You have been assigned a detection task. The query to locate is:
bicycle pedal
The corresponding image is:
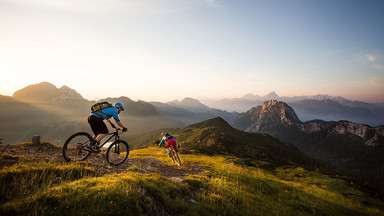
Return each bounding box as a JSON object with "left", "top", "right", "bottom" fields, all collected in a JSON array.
[{"left": 89, "top": 145, "right": 100, "bottom": 153}]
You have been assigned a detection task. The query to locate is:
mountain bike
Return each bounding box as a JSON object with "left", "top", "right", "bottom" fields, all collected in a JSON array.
[
  {"left": 62, "top": 128, "right": 129, "bottom": 165},
  {"left": 166, "top": 146, "right": 181, "bottom": 166}
]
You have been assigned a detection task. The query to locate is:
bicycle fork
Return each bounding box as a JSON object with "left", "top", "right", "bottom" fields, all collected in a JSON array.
[{"left": 114, "top": 134, "right": 120, "bottom": 154}]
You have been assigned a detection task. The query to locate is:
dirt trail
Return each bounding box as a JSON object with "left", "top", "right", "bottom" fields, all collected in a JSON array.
[{"left": 0, "top": 143, "right": 205, "bottom": 180}]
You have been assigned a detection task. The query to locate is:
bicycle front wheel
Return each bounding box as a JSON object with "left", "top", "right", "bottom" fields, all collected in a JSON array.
[
  {"left": 63, "top": 132, "right": 93, "bottom": 162},
  {"left": 106, "top": 140, "right": 129, "bottom": 165},
  {"left": 173, "top": 150, "right": 181, "bottom": 166}
]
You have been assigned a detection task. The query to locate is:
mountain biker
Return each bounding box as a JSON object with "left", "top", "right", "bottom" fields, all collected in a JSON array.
[
  {"left": 88, "top": 102, "right": 127, "bottom": 150},
  {"left": 158, "top": 132, "right": 177, "bottom": 156}
]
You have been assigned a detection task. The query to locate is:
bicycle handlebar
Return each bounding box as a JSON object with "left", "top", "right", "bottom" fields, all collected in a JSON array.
[
  {"left": 108, "top": 122, "right": 127, "bottom": 133},
  {"left": 115, "top": 128, "right": 128, "bottom": 133}
]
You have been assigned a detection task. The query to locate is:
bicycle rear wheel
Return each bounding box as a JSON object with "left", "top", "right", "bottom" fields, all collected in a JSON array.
[
  {"left": 106, "top": 140, "right": 129, "bottom": 165},
  {"left": 63, "top": 132, "right": 93, "bottom": 162}
]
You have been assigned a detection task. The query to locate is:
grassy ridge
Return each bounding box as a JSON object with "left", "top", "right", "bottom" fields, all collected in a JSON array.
[
  {"left": 128, "top": 117, "right": 335, "bottom": 173},
  {"left": 1, "top": 147, "right": 383, "bottom": 215},
  {"left": 0, "top": 160, "right": 96, "bottom": 204}
]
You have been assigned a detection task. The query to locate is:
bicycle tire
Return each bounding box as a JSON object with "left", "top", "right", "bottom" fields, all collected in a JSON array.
[
  {"left": 106, "top": 140, "right": 129, "bottom": 165},
  {"left": 167, "top": 148, "right": 176, "bottom": 164},
  {"left": 63, "top": 132, "right": 93, "bottom": 162},
  {"left": 173, "top": 150, "right": 181, "bottom": 166}
]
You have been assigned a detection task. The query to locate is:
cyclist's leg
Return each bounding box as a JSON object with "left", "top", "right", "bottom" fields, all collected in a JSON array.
[
  {"left": 166, "top": 139, "right": 177, "bottom": 152},
  {"left": 88, "top": 115, "right": 99, "bottom": 136},
  {"left": 95, "top": 134, "right": 107, "bottom": 144},
  {"left": 165, "top": 142, "right": 173, "bottom": 157},
  {"left": 88, "top": 115, "right": 108, "bottom": 145},
  {"left": 169, "top": 139, "right": 177, "bottom": 152}
]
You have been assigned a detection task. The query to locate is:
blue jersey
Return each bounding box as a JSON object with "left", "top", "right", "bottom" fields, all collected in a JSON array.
[
  {"left": 91, "top": 107, "right": 120, "bottom": 122},
  {"left": 158, "top": 134, "right": 176, "bottom": 147}
]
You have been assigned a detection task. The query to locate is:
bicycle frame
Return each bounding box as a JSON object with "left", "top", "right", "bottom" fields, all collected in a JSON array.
[
  {"left": 98, "top": 129, "right": 120, "bottom": 149},
  {"left": 63, "top": 128, "right": 129, "bottom": 165}
]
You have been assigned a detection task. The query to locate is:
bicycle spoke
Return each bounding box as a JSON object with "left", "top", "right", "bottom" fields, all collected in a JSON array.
[{"left": 63, "top": 132, "right": 92, "bottom": 162}]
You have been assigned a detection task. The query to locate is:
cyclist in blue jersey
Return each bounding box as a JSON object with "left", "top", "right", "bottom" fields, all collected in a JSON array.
[{"left": 88, "top": 102, "right": 127, "bottom": 150}]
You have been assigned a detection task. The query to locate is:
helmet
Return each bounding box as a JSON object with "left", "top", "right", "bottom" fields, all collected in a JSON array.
[
  {"left": 161, "top": 132, "right": 166, "bottom": 136},
  {"left": 115, "top": 102, "right": 124, "bottom": 111}
]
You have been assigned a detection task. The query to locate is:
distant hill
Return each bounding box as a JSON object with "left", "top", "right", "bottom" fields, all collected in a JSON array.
[
  {"left": 163, "top": 97, "right": 238, "bottom": 124},
  {"left": 233, "top": 100, "right": 384, "bottom": 195},
  {"left": 290, "top": 99, "right": 384, "bottom": 126},
  {"left": 167, "top": 97, "right": 211, "bottom": 113},
  {"left": 0, "top": 82, "right": 235, "bottom": 144},
  {"left": 129, "top": 117, "right": 327, "bottom": 169},
  {"left": 178, "top": 117, "right": 305, "bottom": 167},
  {"left": 13, "top": 82, "right": 85, "bottom": 102},
  {"left": 150, "top": 101, "right": 216, "bottom": 125},
  {"left": 202, "top": 91, "right": 309, "bottom": 112},
  {"left": 1, "top": 82, "right": 178, "bottom": 144},
  {"left": 101, "top": 97, "right": 160, "bottom": 117}
]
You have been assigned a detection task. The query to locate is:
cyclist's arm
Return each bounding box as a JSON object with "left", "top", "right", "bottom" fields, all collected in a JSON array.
[
  {"left": 158, "top": 137, "right": 165, "bottom": 147},
  {"left": 108, "top": 109, "right": 126, "bottom": 129},
  {"left": 117, "top": 121, "right": 125, "bottom": 128},
  {"left": 111, "top": 109, "right": 121, "bottom": 123}
]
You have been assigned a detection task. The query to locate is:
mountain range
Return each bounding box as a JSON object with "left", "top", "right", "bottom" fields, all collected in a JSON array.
[
  {"left": 0, "top": 82, "right": 237, "bottom": 144},
  {"left": 1, "top": 82, "right": 384, "bottom": 199},
  {"left": 233, "top": 100, "right": 384, "bottom": 196},
  {"left": 203, "top": 91, "right": 384, "bottom": 126},
  {"left": 1, "top": 82, "right": 383, "bottom": 144}
]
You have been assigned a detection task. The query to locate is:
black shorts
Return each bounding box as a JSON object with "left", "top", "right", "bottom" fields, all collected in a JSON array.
[{"left": 88, "top": 115, "right": 108, "bottom": 136}]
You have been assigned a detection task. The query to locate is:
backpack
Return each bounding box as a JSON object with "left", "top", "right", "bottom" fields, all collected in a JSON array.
[{"left": 91, "top": 101, "right": 113, "bottom": 113}]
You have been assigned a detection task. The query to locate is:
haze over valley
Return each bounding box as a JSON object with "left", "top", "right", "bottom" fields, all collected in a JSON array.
[{"left": 1, "top": 82, "right": 383, "bottom": 145}]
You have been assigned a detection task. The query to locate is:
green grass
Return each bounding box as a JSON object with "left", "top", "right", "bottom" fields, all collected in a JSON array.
[
  {"left": 0, "top": 160, "right": 96, "bottom": 204},
  {"left": 1, "top": 147, "right": 383, "bottom": 215}
]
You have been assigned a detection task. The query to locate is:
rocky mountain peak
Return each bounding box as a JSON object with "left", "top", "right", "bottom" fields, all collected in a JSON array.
[
  {"left": 235, "top": 100, "right": 383, "bottom": 147},
  {"left": 263, "top": 91, "right": 279, "bottom": 100},
  {"left": 261, "top": 100, "right": 281, "bottom": 111},
  {"left": 260, "top": 100, "right": 301, "bottom": 124},
  {"left": 233, "top": 100, "right": 301, "bottom": 133}
]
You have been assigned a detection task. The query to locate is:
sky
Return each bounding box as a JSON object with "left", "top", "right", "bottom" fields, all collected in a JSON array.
[{"left": 0, "top": 0, "right": 383, "bottom": 103}]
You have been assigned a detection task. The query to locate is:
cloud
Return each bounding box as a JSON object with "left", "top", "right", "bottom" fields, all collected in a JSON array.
[
  {"left": 356, "top": 53, "right": 384, "bottom": 70},
  {"left": 367, "top": 55, "right": 377, "bottom": 62}
]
